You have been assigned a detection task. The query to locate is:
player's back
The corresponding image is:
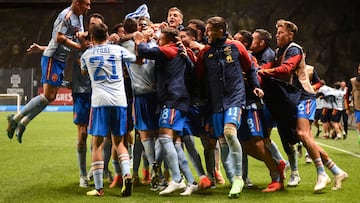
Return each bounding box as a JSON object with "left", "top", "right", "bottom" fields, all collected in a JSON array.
[{"left": 81, "top": 44, "right": 136, "bottom": 107}]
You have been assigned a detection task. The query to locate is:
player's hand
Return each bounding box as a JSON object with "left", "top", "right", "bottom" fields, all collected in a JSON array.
[
  {"left": 142, "top": 28, "right": 154, "bottom": 41},
  {"left": 158, "top": 22, "right": 169, "bottom": 29},
  {"left": 257, "top": 69, "right": 265, "bottom": 76},
  {"left": 135, "top": 57, "right": 145, "bottom": 65},
  {"left": 26, "top": 43, "right": 44, "bottom": 54},
  {"left": 133, "top": 31, "right": 145, "bottom": 45},
  {"left": 76, "top": 31, "right": 88, "bottom": 42},
  {"left": 176, "top": 37, "right": 187, "bottom": 57},
  {"left": 108, "top": 33, "right": 121, "bottom": 44},
  {"left": 189, "top": 41, "right": 205, "bottom": 52},
  {"left": 253, "top": 88, "right": 264, "bottom": 98}
]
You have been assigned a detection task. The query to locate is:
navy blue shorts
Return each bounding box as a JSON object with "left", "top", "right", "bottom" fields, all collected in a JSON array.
[{"left": 238, "top": 106, "right": 265, "bottom": 142}]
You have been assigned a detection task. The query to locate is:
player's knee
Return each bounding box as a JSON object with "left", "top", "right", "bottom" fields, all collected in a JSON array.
[
  {"left": 43, "top": 90, "right": 57, "bottom": 102},
  {"left": 158, "top": 134, "right": 172, "bottom": 144},
  {"left": 224, "top": 125, "right": 237, "bottom": 138},
  {"left": 296, "top": 129, "right": 308, "bottom": 141}
]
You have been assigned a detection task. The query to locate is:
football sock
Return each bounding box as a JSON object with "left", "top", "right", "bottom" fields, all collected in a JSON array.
[
  {"left": 132, "top": 138, "right": 143, "bottom": 175},
  {"left": 242, "top": 154, "right": 248, "bottom": 181},
  {"left": 183, "top": 135, "right": 206, "bottom": 176},
  {"left": 77, "top": 144, "right": 87, "bottom": 177},
  {"left": 159, "top": 134, "right": 181, "bottom": 182},
  {"left": 102, "top": 137, "right": 112, "bottom": 172},
  {"left": 175, "top": 141, "right": 195, "bottom": 183},
  {"left": 118, "top": 154, "right": 131, "bottom": 177},
  {"left": 219, "top": 138, "right": 234, "bottom": 183},
  {"left": 287, "top": 145, "right": 298, "bottom": 171},
  {"left": 14, "top": 94, "right": 49, "bottom": 122},
  {"left": 265, "top": 140, "right": 285, "bottom": 163},
  {"left": 112, "top": 159, "right": 121, "bottom": 175},
  {"left": 224, "top": 126, "right": 243, "bottom": 178},
  {"left": 270, "top": 171, "right": 281, "bottom": 182},
  {"left": 141, "top": 138, "right": 155, "bottom": 164},
  {"left": 142, "top": 153, "right": 149, "bottom": 168},
  {"left": 313, "top": 158, "right": 326, "bottom": 175},
  {"left": 91, "top": 161, "right": 104, "bottom": 190},
  {"left": 324, "top": 160, "right": 341, "bottom": 175},
  {"left": 201, "top": 137, "right": 215, "bottom": 179},
  {"left": 154, "top": 138, "right": 162, "bottom": 163}
]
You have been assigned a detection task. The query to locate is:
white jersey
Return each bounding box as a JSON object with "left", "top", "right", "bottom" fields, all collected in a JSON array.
[
  {"left": 80, "top": 43, "right": 136, "bottom": 107},
  {"left": 122, "top": 39, "right": 157, "bottom": 95},
  {"left": 329, "top": 88, "right": 346, "bottom": 111},
  {"left": 43, "top": 7, "right": 84, "bottom": 62},
  {"left": 315, "top": 96, "right": 324, "bottom": 109},
  {"left": 317, "top": 85, "right": 334, "bottom": 109}
]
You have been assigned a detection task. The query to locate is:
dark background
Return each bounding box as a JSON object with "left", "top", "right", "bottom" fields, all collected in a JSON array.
[{"left": 0, "top": 0, "right": 359, "bottom": 86}]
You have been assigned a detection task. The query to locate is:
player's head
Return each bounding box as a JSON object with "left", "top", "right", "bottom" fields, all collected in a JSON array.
[
  {"left": 87, "top": 13, "right": 104, "bottom": 29},
  {"left": 167, "top": 7, "right": 183, "bottom": 28},
  {"left": 205, "top": 16, "right": 227, "bottom": 44},
  {"left": 188, "top": 19, "right": 206, "bottom": 42},
  {"left": 250, "top": 28, "right": 272, "bottom": 53},
  {"left": 275, "top": 19, "right": 298, "bottom": 47},
  {"left": 158, "top": 27, "right": 179, "bottom": 46},
  {"left": 234, "top": 29, "right": 252, "bottom": 49},
  {"left": 89, "top": 22, "right": 108, "bottom": 43},
  {"left": 179, "top": 27, "right": 197, "bottom": 47},
  {"left": 111, "top": 23, "right": 125, "bottom": 38},
  {"left": 123, "top": 17, "right": 138, "bottom": 34},
  {"left": 72, "top": 0, "right": 91, "bottom": 16}
]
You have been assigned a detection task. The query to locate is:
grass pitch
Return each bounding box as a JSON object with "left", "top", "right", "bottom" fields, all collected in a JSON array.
[{"left": 1, "top": 112, "right": 359, "bottom": 203}]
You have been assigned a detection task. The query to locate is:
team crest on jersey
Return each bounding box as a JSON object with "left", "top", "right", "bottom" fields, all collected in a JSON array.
[
  {"left": 208, "top": 53, "right": 214, "bottom": 58},
  {"left": 51, "top": 73, "right": 59, "bottom": 82}
]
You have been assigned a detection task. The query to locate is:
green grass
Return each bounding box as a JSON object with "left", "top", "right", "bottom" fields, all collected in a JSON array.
[{"left": 1, "top": 112, "right": 359, "bottom": 203}]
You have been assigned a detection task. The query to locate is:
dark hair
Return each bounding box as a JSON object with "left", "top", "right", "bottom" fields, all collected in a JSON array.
[
  {"left": 111, "top": 23, "right": 123, "bottom": 34},
  {"left": 188, "top": 18, "right": 205, "bottom": 35},
  {"left": 87, "top": 13, "right": 104, "bottom": 25},
  {"left": 238, "top": 29, "right": 253, "bottom": 48},
  {"left": 123, "top": 17, "right": 138, "bottom": 34},
  {"left": 334, "top": 81, "right": 341, "bottom": 89},
  {"left": 254, "top": 28, "right": 272, "bottom": 47},
  {"left": 181, "top": 27, "right": 198, "bottom": 39},
  {"left": 161, "top": 27, "right": 179, "bottom": 43},
  {"left": 206, "top": 16, "right": 227, "bottom": 33},
  {"left": 89, "top": 22, "right": 108, "bottom": 42}
]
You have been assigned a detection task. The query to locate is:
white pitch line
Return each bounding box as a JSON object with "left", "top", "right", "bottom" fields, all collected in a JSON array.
[
  {"left": 316, "top": 141, "right": 360, "bottom": 158},
  {"left": 271, "top": 128, "right": 360, "bottom": 158}
]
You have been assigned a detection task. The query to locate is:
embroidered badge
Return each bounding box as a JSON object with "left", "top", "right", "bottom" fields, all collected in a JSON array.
[{"left": 52, "top": 74, "right": 58, "bottom": 82}]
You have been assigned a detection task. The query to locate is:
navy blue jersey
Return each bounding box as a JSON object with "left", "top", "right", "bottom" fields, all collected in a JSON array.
[
  {"left": 253, "top": 46, "right": 275, "bottom": 69},
  {"left": 137, "top": 42, "right": 192, "bottom": 113},
  {"left": 196, "top": 37, "right": 253, "bottom": 113},
  {"left": 243, "top": 53, "right": 261, "bottom": 105}
]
